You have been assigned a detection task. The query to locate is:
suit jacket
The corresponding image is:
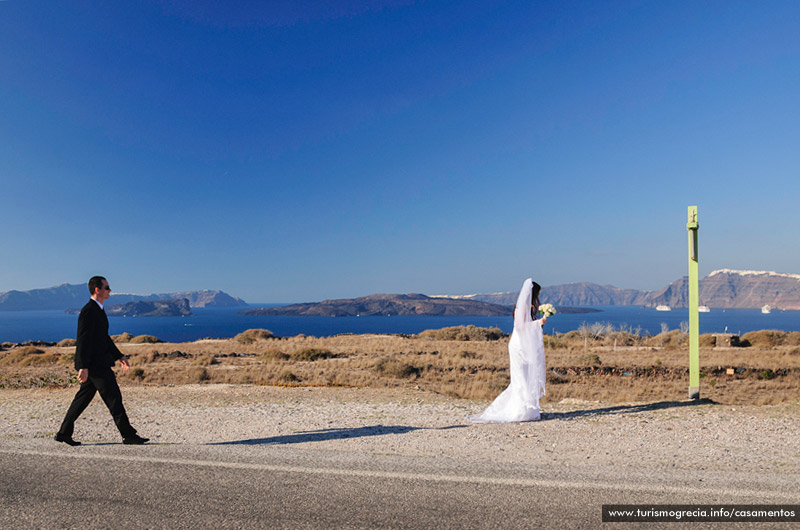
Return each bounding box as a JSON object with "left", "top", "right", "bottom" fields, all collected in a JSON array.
[{"left": 74, "top": 299, "right": 123, "bottom": 371}]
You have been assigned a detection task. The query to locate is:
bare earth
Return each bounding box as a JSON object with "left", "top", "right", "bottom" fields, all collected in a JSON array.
[
  {"left": 2, "top": 330, "right": 799, "bottom": 526},
  {"left": 1, "top": 384, "right": 798, "bottom": 494}
]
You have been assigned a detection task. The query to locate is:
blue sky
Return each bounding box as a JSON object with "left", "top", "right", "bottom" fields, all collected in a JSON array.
[{"left": 1, "top": 1, "right": 798, "bottom": 302}]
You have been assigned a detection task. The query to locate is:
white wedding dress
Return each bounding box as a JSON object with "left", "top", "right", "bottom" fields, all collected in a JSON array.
[{"left": 469, "top": 278, "right": 546, "bottom": 423}]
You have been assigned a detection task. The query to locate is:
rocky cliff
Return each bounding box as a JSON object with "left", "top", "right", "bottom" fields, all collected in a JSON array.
[
  {"left": 461, "top": 282, "right": 650, "bottom": 307},
  {"left": 458, "top": 270, "right": 800, "bottom": 310},
  {"left": 106, "top": 299, "right": 193, "bottom": 317},
  {"left": 0, "top": 283, "right": 89, "bottom": 311},
  {"left": 148, "top": 290, "right": 246, "bottom": 308},
  {"left": 542, "top": 283, "right": 650, "bottom": 306},
  {"left": 643, "top": 277, "right": 689, "bottom": 308},
  {"left": 646, "top": 270, "right": 800, "bottom": 309}
]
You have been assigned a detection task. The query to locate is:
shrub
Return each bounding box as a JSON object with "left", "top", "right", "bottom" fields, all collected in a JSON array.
[
  {"left": 186, "top": 367, "right": 209, "bottom": 383},
  {"left": 645, "top": 330, "right": 687, "bottom": 349},
  {"left": 741, "top": 330, "right": 786, "bottom": 348},
  {"left": 18, "top": 346, "right": 44, "bottom": 355},
  {"left": 664, "top": 330, "right": 688, "bottom": 349},
  {"left": 547, "top": 369, "right": 568, "bottom": 384},
  {"left": 161, "top": 350, "right": 188, "bottom": 359},
  {"left": 699, "top": 334, "right": 716, "bottom": 348},
  {"left": 577, "top": 322, "right": 613, "bottom": 341},
  {"left": 57, "top": 338, "right": 77, "bottom": 347},
  {"left": 193, "top": 354, "right": 218, "bottom": 366},
  {"left": 130, "top": 335, "right": 161, "bottom": 344},
  {"left": 372, "top": 358, "right": 419, "bottom": 378},
  {"left": 0, "top": 347, "right": 46, "bottom": 366},
  {"left": 259, "top": 349, "right": 290, "bottom": 362},
  {"left": 758, "top": 370, "right": 776, "bottom": 380},
  {"left": 19, "top": 353, "right": 59, "bottom": 366},
  {"left": 603, "top": 331, "right": 641, "bottom": 347},
  {"left": 112, "top": 332, "right": 134, "bottom": 343},
  {"left": 276, "top": 369, "right": 299, "bottom": 383},
  {"left": 140, "top": 351, "right": 159, "bottom": 363},
  {"left": 580, "top": 354, "right": 602, "bottom": 366},
  {"left": 129, "top": 367, "right": 145, "bottom": 380},
  {"left": 59, "top": 352, "right": 75, "bottom": 365},
  {"left": 487, "top": 374, "right": 509, "bottom": 394},
  {"left": 418, "top": 325, "right": 504, "bottom": 341},
  {"left": 617, "top": 323, "right": 643, "bottom": 336},
  {"left": 544, "top": 335, "right": 568, "bottom": 349},
  {"left": 235, "top": 329, "right": 275, "bottom": 344},
  {"left": 557, "top": 330, "right": 584, "bottom": 349},
  {"left": 290, "top": 348, "right": 335, "bottom": 361}
]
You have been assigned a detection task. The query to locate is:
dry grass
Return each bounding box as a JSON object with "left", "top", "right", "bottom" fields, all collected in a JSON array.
[
  {"left": 741, "top": 330, "right": 800, "bottom": 348},
  {"left": 129, "top": 335, "right": 162, "bottom": 344},
  {"left": 258, "top": 349, "right": 290, "bottom": 362},
  {"left": 0, "top": 346, "right": 59, "bottom": 367},
  {"left": 234, "top": 328, "right": 274, "bottom": 344},
  {"left": 111, "top": 333, "right": 162, "bottom": 344},
  {"left": 418, "top": 325, "right": 504, "bottom": 341},
  {"left": 1, "top": 326, "right": 799, "bottom": 404},
  {"left": 290, "top": 348, "right": 336, "bottom": 361},
  {"left": 373, "top": 357, "right": 419, "bottom": 378},
  {"left": 112, "top": 332, "right": 134, "bottom": 343}
]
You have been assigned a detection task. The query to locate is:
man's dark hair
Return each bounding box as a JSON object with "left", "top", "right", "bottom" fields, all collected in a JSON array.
[{"left": 88, "top": 276, "right": 107, "bottom": 295}]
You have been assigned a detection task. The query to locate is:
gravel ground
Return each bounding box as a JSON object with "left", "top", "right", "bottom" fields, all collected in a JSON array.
[{"left": 1, "top": 384, "right": 798, "bottom": 494}]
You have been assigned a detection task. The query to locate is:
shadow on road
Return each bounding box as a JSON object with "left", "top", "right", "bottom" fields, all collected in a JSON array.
[
  {"left": 542, "top": 398, "right": 716, "bottom": 421},
  {"left": 211, "top": 424, "right": 468, "bottom": 445},
  {"left": 204, "top": 401, "right": 714, "bottom": 444}
]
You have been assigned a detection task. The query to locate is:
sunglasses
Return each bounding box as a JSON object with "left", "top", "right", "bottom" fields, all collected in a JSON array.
[{"left": 102, "top": 286, "right": 111, "bottom": 291}]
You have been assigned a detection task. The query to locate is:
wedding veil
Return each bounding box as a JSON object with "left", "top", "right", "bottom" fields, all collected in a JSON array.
[
  {"left": 469, "top": 278, "right": 546, "bottom": 422},
  {"left": 512, "top": 278, "right": 546, "bottom": 402}
]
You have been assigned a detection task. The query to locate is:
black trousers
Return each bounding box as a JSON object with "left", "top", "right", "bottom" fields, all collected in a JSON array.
[{"left": 58, "top": 367, "right": 136, "bottom": 439}]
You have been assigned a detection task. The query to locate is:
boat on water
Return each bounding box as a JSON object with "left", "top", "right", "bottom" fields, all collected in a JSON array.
[
  {"left": 656, "top": 305, "right": 671, "bottom": 311},
  {"left": 698, "top": 305, "right": 710, "bottom": 312},
  {"left": 761, "top": 305, "right": 772, "bottom": 314}
]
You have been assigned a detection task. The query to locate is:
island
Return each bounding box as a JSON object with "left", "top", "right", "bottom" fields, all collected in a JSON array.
[
  {"left": 66, "top": 299, "right": 193, "bottom": 317},
  {"left": 240, "top": 293, "right": 601, "bottom": 317},
  {"left": 1, "top": 284, "right": 246, "bottom": 311},
  {"left": 241, "top": 294, "right": 511, "bottom": 317}
]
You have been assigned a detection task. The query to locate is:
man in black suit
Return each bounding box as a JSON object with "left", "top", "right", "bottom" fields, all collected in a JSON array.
[{"left": 55, "top": 276, "right": 148, "bottom": 446}]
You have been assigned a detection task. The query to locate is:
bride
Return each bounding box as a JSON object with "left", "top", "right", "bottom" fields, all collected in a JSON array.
[{"left": 469, "top": 278, "right": 547, "bottom": 423}]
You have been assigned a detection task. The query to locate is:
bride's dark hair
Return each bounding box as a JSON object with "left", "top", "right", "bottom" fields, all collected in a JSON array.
[{"left": 531, "top": 281, "right": 542, "bottom": 318}]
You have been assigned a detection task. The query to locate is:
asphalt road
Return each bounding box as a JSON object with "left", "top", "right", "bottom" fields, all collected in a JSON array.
[{"left": 1, "top": 443, "right": 796, "bottom": 529}]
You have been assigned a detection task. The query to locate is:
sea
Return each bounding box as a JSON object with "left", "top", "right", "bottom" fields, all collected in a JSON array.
[{"left": 1, "top": 305, "right": 798, "bottom": 344}]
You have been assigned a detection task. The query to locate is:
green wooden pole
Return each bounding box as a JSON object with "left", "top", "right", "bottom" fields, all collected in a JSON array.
[{"left": 687, "top": 206, "right": 700, "bottom": 399}]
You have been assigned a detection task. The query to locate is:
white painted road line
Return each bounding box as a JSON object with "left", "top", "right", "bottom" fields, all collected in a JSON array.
[{"left": 1, "top": 448, "right": 796, "bottom": 501}]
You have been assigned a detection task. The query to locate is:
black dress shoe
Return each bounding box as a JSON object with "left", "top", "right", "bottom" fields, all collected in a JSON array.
[
  {"left": 55, "top": 433, "right": 81, "bottom": 446},
  {"left": 122, "top": 435, "right": 149, "bottom": 445}
]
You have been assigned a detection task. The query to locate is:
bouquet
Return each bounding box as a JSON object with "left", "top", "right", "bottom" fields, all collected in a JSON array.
[{"left": 539, "top": 303, "right": 557, "bottom": 318}]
